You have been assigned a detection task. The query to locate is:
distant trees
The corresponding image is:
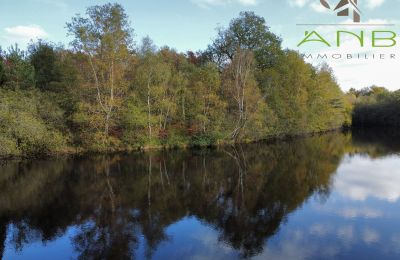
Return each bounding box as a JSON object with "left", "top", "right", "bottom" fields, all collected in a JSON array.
[
  {"left": 0, "top": 3, "right": 350, "bottom": 157},
  {"left": 352, "top": 87, "right": 400, "bottom": 127}
]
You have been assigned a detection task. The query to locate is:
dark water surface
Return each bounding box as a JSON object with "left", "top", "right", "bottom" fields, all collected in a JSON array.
[{"left": 1, "top": 129, "right": 400, "bottom": 260}]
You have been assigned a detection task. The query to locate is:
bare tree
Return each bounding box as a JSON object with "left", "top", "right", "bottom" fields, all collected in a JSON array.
[{"left": 224, "top": 49, "right": 256, "bottom": 140}]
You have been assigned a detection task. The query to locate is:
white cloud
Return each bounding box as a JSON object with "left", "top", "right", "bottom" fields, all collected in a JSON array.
[
  {"left": 339, "top": 207, "right": 383, "bottom": 219},
  {"left": 238, "top": 0, "right": 258, "bottom": 5},
  {"left": 192, "top": 0, "right": 228, "bottom": 7},
  {"left": 366, "top": 0, "right": 385, "bottom": 9},
  {"left": 5, "top": 25, "right": 48, "bottom": 39},
  {"left": 288, "top": 0, "right": 311, "bottom": 8},
  {"left": 310, "top": 224, "right": 331, "bottom": 236},
  {"left": 337, "top": 225, "right": 355, "bottom": 242},
  {"left": 310, "top": 2, "right": 329, "bottom": 13},
  {"left": 192, "top": 0, "right": 258, "bottom": 8},
  {"left": 363, "top": 228, "right": 380, "bottom": 244},
  {"left": 288, "top": 0, "right": 330, "bottom": 14},
  {"left": 1, "top": 24, "right": 48, "bottom": 47},
  {"left": 334, "top": 155, "right": 400, "bottom": 202}
]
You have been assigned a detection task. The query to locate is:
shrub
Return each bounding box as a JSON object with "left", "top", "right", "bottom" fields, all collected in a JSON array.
[
  {"left": 192, "top": 133, "right": 218, "bottom": 147},
  {"left": 0, "top": 89, "right": 67, "bottom": 156},
  {"left": 0, "top": 136, "right": 19, "bottom": 157}
]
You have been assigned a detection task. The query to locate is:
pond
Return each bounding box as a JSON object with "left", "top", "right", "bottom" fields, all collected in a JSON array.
[{"left": 1, "top": 129, "right": 400, "bottom": 260}]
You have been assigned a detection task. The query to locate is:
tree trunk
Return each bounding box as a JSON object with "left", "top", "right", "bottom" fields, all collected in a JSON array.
[
  {"left": 147, "top": 76, "right": 152, "bottom": 140},
  {"left": 105, "top": 113, "right": 110, "bottom": 136}
]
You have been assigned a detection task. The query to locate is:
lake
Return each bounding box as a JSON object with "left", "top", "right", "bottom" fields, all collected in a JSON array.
[{"left": 1, "top": 129, "right": 400, "bottom": 260}]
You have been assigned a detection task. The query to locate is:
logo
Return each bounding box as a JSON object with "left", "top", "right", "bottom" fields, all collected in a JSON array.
[
  {"left": 297, "top": 0, "right": 397, "bottom": 61},
  {"left": 320, "top": 0, "right": 361, "bottom": 23}
]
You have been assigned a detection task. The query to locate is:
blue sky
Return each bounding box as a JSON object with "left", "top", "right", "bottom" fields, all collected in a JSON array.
[{"left": 1, "top": 0, "right": 399, "bottom": 90}]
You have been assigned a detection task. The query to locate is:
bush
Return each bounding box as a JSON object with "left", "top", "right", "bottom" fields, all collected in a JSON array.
[
  {"left": 0, "top": 89, "right": 67, "bottom": 156},
  {"left": 191, "top": 133, "right": 218, "bottom": 147},
  {"left": 0, "top": 136, "right": 19, "bottom": 157}
]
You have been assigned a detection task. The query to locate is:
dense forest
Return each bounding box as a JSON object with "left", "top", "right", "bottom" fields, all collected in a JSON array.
[{"left": 0, "top": 3, "right": 351, "bottom": 158}]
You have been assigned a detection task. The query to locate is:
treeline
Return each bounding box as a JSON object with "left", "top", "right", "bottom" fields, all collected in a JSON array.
[
  {"left": 0, "top": 3, "right": 348, "bottom": 157},
  {"left": 351, "top": 86, "right": 400, "bottom": 127}
]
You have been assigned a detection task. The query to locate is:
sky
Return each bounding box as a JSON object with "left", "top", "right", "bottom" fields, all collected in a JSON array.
[{"left": 0, "top": 0, "right": 399, "bottom": 91}]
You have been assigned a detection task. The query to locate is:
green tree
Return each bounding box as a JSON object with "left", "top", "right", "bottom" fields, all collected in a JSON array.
[
  {"left": 2, "top": 45, "right": 35, "bottom": 90},
  {"left": 135, "top": 38, "right": 163, "bottom": 141},
  {"left": 29, "top": 41, "right": 60, "bottom": 91},
  {"left": 188, "top": 63, "right": 225, "bottom": 136},
  {"left": 207, "top": 11, "right": 282, "bottom": 69},
  {"left": 260, "top": 51, "right": 309, "bottom": 134},
  {"left": 67, "top": 3, "right": 133, "bottom": 142},
  {"left": 259, "top": 51, "right": 345, "bottom": 135},
  {"left": 0, "top": 51, "right": 6, "bottom": 86},
  {"left": 132, "top": 46, "right": 171, "bottom": 143},
  {"left": 223, "top": 49, "right": 268, "bottom": 140},
  {"left": 352, "top": 87, "right": 400, "bottom": 127},
  {"left": 311, "top": 64, "right": 345, "bottom": 130}
]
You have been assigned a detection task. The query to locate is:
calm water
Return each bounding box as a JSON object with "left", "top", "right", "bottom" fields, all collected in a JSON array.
[{"left": 1, "top": 129, "right": 400, "bottom": 260}]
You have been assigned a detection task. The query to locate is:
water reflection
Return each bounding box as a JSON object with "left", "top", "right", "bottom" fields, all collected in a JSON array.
[{"left": 0, "top": 129, "right": 400, "bottom": 259}]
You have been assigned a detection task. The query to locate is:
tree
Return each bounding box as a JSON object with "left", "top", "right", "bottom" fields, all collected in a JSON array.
[
  {"left": 153, "top": 48, "right": 181, "bottom": 135},
  {"left": 189, "top": 63, "right": 225, "bottom": 134},
  {"left": 1, "top": 45, "right": 35, "bottom": 90},
  {"left": 311, "top": 64, "right": 345, "bottom": 130},
  {"left": 0, "top": 51, "right": 6, "bottom": 86},
  {"left": 223, "top": 49, "right": 265, "bottom": 140},
  {"left": 67, "top": 3, "right": 133, "bottom": 140},
  {"left": 135, "top": 37, "right": 159, "bottom": 141},
  {"left": 258, "top": 51, "right": 346, "bottom": 135},
  {"left": 207, "top": 12, "right": 282, "bottom": 69},
  {"left": 133, "top": 45, "right": 170, "bottom": 142},
  {"left": 29, "top": 41, "right": 60, "bottom": 91},
  {"left": 352, "top": 87, "right": 400, "bottom": 127}
]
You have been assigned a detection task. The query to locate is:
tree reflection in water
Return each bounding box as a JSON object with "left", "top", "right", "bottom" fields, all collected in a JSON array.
[{"left": 1, "top": 130, "right": 396, "bottom": 259}]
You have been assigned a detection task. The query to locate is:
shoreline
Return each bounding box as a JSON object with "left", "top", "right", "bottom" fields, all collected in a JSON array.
[{"left": 0, "top": 127, "right": 345, "bottom": 161}]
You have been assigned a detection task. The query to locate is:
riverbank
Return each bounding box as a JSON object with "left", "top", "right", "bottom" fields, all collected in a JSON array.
[{"left": 0, "top": 127, "right": 345, "bottom": 160}]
